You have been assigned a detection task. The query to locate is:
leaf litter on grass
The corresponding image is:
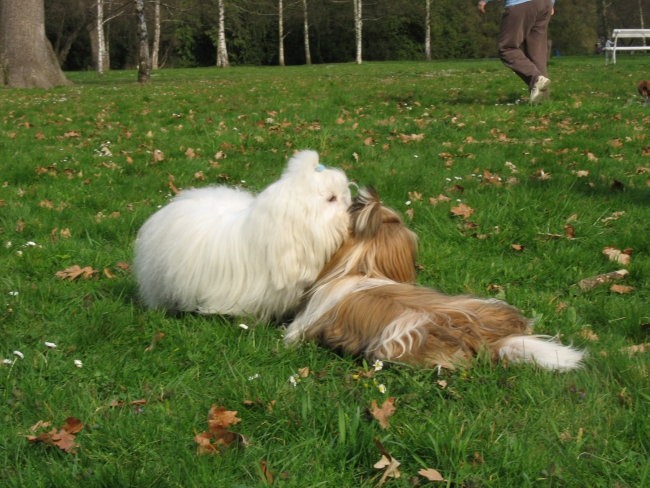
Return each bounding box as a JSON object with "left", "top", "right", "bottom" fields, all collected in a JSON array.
[
  {"left": 194, "top": 405, "right": 248, "bottom": 455},
  {"left": 26, "top": 417, "right": 83, "bottom": 454}
]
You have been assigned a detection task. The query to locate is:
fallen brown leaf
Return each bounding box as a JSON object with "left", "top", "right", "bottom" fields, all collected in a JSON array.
[
  {"left": 26, "top": 417, "right": 83, "bottom": 454},
  {"left": 370, "top": 397, "right": 396, "bottom": 430},
  {"left": 260, "top": 460, "right": 274, "bottom": 485},
  {"left": 195, "top": 405, "right": 247, "bottom": 455},
  {"left": 602, "top": 246, "right": 631, "bottom": 266},
  {"left": 55, "top": 265, "right": 98, "bottom": 281},
  {"left": 610, "top": 284, "right": 634, "bottom": 294},
  {"left": 144, "top": 331, "right": 166, "bottom": 352},
  {"left": 450, "top": 203, "right": 474, "bottom": 219},
  {"left": 564, "top": 224, "right": 576, "bottom": 239},
  {"left": 620, "top": 343, "right": 649, "bottom": 356},
  {"left": 373, "top": 438, "right": 401, "bottom": 486},
  {"left": 418, "top": 467, "right": 446, "bottom": 482}
]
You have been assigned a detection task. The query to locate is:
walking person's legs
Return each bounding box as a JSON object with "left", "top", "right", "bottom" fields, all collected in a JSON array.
[{"left": 497, "top": 0, "right": 552, "bottom": 102}]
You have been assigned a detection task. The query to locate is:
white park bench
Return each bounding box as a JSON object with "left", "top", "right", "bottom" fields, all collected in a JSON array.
[{"left": 604, "top": 29, "right": 650, "bottom": 64}]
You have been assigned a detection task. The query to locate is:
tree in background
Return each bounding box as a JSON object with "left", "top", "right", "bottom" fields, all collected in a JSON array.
[
  {"left": 353, "top": 0, "right": 363, "bottom": 64},
  {"left": 135, "top": 0, "right": 150, "bottom": 82},
  {"left": 216, "top": 0, "right": 230, "bottom": 67},
  {"left": 34, "top": 0, "right": 650, "bottom": 70},
  {"left": 278, "top": 0, "right": 285, "bottom": 66},
  {"left": 151, "top": 0, "right": 162, "bottom": 69},
  {"left": 302, "top": 0, "right": 312, "bottom": 64},
  {"left": 0, "top": 0, "right": 71, "bottom": 88}
]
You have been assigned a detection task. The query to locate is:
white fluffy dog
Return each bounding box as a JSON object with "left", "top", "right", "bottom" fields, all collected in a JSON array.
[{"left": 134, "top": 150, "right": 352, "bottom": 320}]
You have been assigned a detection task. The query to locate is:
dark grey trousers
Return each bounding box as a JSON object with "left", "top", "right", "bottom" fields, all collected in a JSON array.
[{"left": 498, "top": 0, "right": 553, "bottom": 89}]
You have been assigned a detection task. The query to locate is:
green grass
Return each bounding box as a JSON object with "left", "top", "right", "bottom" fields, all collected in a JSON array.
[{"left": 1, "top": 56, "right": 649, "bottom": 487}]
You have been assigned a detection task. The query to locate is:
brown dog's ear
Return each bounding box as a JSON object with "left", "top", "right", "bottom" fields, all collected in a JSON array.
[{"left": 350, "top": 186, "right": 383, "bottom": 239}]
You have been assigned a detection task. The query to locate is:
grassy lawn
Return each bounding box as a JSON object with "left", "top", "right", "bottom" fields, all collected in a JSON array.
[{"left": 1, "top": 56, "right": 648, "bottom": 487}]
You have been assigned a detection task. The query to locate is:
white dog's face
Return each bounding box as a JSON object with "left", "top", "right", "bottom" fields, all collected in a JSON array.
[{"left": 314, "top": 167, "right": 352, "bottom": 222}]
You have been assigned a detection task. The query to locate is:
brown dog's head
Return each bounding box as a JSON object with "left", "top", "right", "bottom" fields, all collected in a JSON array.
[
  {"left": 317, "top": 187, "right": 418, "bottom": 283},
  {"left": 638, "top": 80, "right": 650, "bottom": 98}
]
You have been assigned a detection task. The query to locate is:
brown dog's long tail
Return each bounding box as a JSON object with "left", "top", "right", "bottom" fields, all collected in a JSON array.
[{"left": 498, "top": 335, "right": 585, "bottom": 371}]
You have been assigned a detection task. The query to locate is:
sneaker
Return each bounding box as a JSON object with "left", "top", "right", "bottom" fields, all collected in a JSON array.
[{"left": 530, "top": 75, "right": 551, "bottom": 103}]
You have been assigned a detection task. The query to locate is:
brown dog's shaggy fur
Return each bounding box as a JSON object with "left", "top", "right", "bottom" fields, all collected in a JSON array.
[
  {"left": 639, "top": 80, "right": 650, "bottom": 105},
  {"left": 285, "top": 188, "right": 584, "bottom": 371}
]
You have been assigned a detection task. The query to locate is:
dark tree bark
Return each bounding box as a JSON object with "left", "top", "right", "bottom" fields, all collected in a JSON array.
[{"left": 0, "top": 0, "right": 71, "bottom": 88}]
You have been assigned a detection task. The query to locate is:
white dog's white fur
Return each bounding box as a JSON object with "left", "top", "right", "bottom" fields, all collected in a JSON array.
[{"left": 134, "top": 150, "right": 352, "bottom": 320}]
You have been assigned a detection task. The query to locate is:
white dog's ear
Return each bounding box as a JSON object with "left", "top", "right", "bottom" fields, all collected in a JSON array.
[{"left": 285, "top": 150, "right": 321, "bottom": 175}]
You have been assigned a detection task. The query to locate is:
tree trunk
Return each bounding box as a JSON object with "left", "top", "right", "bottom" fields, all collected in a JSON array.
[
  {"left": 151, "top": 0, "right": 161, "bottom": 69},
  {"left": 278, "top": 0, "right": 285, "bottom": 66},
  {"left": 135, "top": 0, "right": 150, "bottom": 83},
  {"left": 424, "top": 0, "right": 431, "bottom": 61},
  {"left": 600, "top": 0, "right": 610, "bottom": 39},
  {"left": 640, "top": 0, "right": 646, "bottom": 45},
  {"left": 353, "top": 0, "right": 362, "bottom": 64},
  {"left": 0, "top": 0, "right": 71, "bottom": 88},
  {"left": 216, "top": 0, "right": 229, "bottom": 67},
  {"left": 96, "top": 0, "right": 108, "bottom": 74},
  {"left": 302, "top": 0, "right": 311, "bottom": 65}
]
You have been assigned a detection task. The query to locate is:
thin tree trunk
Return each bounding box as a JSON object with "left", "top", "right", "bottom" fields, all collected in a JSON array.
[
  {"left": 96, "top": 0, "right": 107, "bottom": 74},
  {"left": 216, "top": 0, "right": 229, "bottom": 67},
  {"left": 353, "top": 0, "right": 362, "bottom": 64},
  {"left": 601, "top": 0, "right": 610, "bottom": 39},
  {"left": 135, "top": 0, "right": 150, "bottom": 83},
  {"left": 639, "top": 0, "right": 646, "bottom": 45},
  {"left": 278, "top": 0, "right": 285, "bottom": 66},
  {"left": 424, "top": 0, "right": 431, "bottom": 61},
  {"left": 302, "top": 0, "right": 311, "bottom": 64},
  {"left": 151, "top": 0, "right": 160, "bottom": 69}
]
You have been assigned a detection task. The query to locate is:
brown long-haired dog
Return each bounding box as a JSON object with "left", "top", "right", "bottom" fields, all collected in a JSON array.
[
  {"left": 638, "top": 80, "right": 650, "bottom": 105},
  {"left": 285, "top": 187, "right": 584, "bottom": 371}
]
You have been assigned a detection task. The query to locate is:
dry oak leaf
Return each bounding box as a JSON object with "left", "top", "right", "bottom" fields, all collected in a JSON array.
[
  {"left": 26, "top": 417, "right": 83, "bottom": 454},
  {"left": 450, "top": 203, "right": 474, "bottom": 219},
  {"left": 602, "top": 246, "right": 631, "bottom": 266},
  {"left": 418, "top": 467, "right": 447, "bottom": 482},
  {"left": 398, "top": 133, "right": 424, "bottom": 143},
  {"left": 429, "top": 194, "right": 451, "bottom": 206},
  {"left": 55, "top": 265, "right": 98, "bottom": 281},
  {"left": 610, "top": 284, "right": 634, "bottom": 294},
  {"left": 370, "top": 397, "right": 396, "bottom": 430},
  {"left": 620, "top": 343, "right": 649, "bottom": 356},
  {"left": 195, "top": 405, "right": 246, "bottom": 455},
  {"left": 373, "top": 438, "right": 401, "bottom": 486}
]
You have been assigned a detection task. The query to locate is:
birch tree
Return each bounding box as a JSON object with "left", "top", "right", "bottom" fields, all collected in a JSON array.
[
  {"left": 0, "top": 0, "right": 71, "bottom": 88},
  {"left": 216, "top": 0, "right": 229, "bottom": 67},
  {"left": 353, "top": 0, "right": 362, "bottom": 64},
  {"left": 135, "top": 0, "right": 150, "bottom": 82},
  {"left": 302, "top": 0, "right": 311, "bottom": 64},
  {"left": 151, "top": 0, "right": 161, "bottom": 69},
  {"left": 278, "top": 0, "right": 285, "bottom": 66},
  {"left": 424, "top": 0, "right": 431, "bottom": 61},
  {"left": 95, "top": 0, "right": 108, "bottom": 74}
]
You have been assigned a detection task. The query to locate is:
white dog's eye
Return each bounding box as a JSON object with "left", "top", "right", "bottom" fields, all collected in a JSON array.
[{"left": 328, "top": 195, "right": 337, "bottom": 202}]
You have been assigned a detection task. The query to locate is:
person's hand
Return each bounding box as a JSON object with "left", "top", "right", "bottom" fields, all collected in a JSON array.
[{"left": 478, "top": 1, "right": 487, "bottom": 14}]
